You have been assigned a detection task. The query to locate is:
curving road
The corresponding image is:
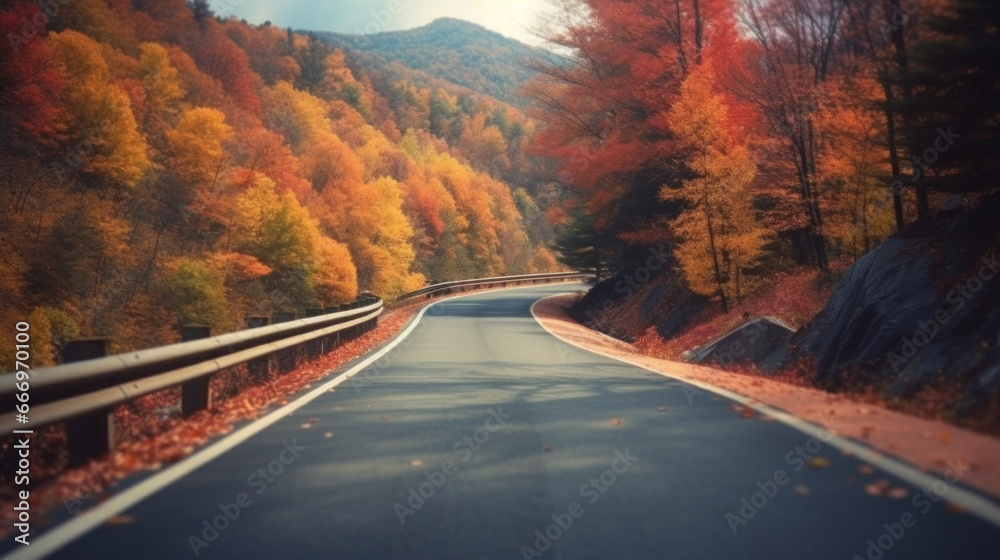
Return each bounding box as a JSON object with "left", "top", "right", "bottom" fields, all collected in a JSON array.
[{"left": 13, "top": 285, "right": 1000, "bottom": 559}]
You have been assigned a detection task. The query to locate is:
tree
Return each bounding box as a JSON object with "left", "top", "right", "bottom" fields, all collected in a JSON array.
[
  {"left": 736, "top": 0, "right": 848, "bottom": 270},
  {"left": 136, "top": 42, "right": 185, "bottom": 138},
  {"left": 893, "top": 0, "right": 999, "bottom": 197},
  {"left": 661, "top": 66, "right": 768, "bottom": 310},
  {"left": 49, "top": 30, "right": 150, "bottom": 188},
  {"left": 231, "top": 175, "right": 323, "bottom": 306},
  {"left": 166, "top": 107, "right": 232, "bottom": 188},
  {"left": 0, "top": 2, "right": 66, "bottom": 145}
]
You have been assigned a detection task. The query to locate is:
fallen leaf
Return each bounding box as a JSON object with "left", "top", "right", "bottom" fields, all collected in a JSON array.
[
  {"left": 379, "top": 415, "right": 389, "bottom": 420},
  {"left": 886, "top": 487, "right": 910, "bottom": 499},
  {"left": 793, "top": 485, "right": 810, "bottom": 495},
  {"left": 324, "top": 432, "right": 334, "bottom": 438},
  {"left": 307, "top": 417, "right": 319, "bottom": 424},
  {"left": 864, "top": 483, "right": 884, "bottom": 496},
  {"left": 105, "top": 514, "right": 134, "bottom": 525},
  {"left": 945, "top": 502, "right": 966, "bottom": 514},
  {"left": 611, "top": 418, "right": 622, "bottom": 426},
  {"left": 858, "top": 465, "right": 875, "bottom": 475},
  {"left": 544, "top": 444, "right": 553, "bottom": 452},
  {"left": 299, "top": 423, "right": 312, "bottom": 429},
  {"left": 410, "top": 459, "right": 423, "bottom": 467},
  {"left": 656, "top": 406, "right": 668, "bottom": 412},
  {"left": 807, "top": 457, "right": 830, "bottom": 469}
]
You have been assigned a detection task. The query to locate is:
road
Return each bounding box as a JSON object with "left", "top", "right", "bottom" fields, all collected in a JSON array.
[{"left": 17, "top": 285, "right": 1000, "bottom": 559}]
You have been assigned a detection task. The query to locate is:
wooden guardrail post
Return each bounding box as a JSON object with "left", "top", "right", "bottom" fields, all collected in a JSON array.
[
  {"left": 62, "top": 339, "right": 113, "bottom": 467},
  {"left": 304, "top": 308, "right": 324, "bottom": 357},
  {"left": 247, "top": 316, "right": 270, "bottom": 328},
  {"left": 247, "top": 317, "right": 271, "bottom": 381},
  {"left": 273, "top": 312, "right": 296, "bottom": 323},
  {"left": 180, "top": 326, "right": 213, "bottom": 418}
]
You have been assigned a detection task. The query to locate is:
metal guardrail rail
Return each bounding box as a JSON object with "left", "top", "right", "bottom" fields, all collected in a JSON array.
[
  {"left": 396, "top": 271, "right": 587, "bottom": 302},
  {"left": 1, "top": 295, "right": 382, "bottom": 465},
  {"left": 2, "top": 273, "right": 586, "bottom": 467}
]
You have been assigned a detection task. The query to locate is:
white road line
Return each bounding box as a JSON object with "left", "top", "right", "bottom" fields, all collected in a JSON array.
[
  {"left": 10, "top": 283, "right": 571, "bottom": 560},
  {"left": 529, "top": 294, "right": 1000, "bottom": 528}
]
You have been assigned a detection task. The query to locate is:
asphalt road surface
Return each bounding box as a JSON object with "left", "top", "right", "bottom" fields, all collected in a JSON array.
[{"left": 15, "top": 285, "right": 1000, "bottom": 559}]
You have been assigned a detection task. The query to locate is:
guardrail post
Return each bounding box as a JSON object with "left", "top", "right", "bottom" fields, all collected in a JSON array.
[
  {"left": 304, "top": 308, "right": 324, "bottom": 357},
  {"left": 273, "top": 312, "right": 296, "bottom": 323},
  {"left": 62, "top": 339, "right": 114, "bottom": 467},
  {"left": 180, "top": 326, "right": 213, "bottom": 418},
  {"left": 246, "top": 318, "right": 272, "bottom": 381}
]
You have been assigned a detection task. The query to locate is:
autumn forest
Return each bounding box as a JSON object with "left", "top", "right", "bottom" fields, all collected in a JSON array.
[{"left": 0, "top": 0, "right": 562, "bottom": 368}]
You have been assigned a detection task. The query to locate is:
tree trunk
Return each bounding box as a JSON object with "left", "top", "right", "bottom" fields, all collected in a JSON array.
[
  {"left": 880, "top": 81, "right": 906, "bottom": 230},
  {"left": 704, "top": 200, "right": 728, "bottom": 313}
]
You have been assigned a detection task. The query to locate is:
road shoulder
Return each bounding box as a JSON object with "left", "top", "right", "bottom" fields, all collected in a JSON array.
[{"left": 532, "top": 292, "right": 1000, "bottom": 503}]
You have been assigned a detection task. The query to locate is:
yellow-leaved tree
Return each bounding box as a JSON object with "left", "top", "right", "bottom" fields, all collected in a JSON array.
[
  {"left": 49, "top": 30, "right": 150, "bottom": 188},
  {"left": 660, "top": 66, "right": 769, "bottom": 311},
  {"left": 231, "top": 174, "right": 357, "bottom": 309},
  {"left": 166, "top": 107, "right": 232, "bottom": 188}
]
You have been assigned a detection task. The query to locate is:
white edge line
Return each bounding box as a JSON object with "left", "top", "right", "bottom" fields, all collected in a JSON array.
[
  {"left": 12, "top": 283, "right": 573, "bottom": 560},
  {"left": 529, "top": 294, "right": 1000, "bottom": 528}
]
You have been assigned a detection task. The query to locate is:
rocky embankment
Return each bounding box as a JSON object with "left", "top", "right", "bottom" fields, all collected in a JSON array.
[{"left": 783, "top": 196, "right": 1000, "bottom": 416}]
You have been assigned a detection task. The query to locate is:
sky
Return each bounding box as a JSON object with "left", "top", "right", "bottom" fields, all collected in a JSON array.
[{"left": 208, "top": 0, "right": 551, "bottom": 45}]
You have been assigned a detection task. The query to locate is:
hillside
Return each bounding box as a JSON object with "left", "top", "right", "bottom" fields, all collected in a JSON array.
[
  {"left": 316, "top": 18, "right": 543, "bottom": 106},
  {"left": 0, "top": 1, "right": 558, "bottom": 369}
]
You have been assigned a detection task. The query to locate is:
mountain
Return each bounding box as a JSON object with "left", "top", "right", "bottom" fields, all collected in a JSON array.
[{"left": 315, "top": 18, "right": 543, "bottom": 105}]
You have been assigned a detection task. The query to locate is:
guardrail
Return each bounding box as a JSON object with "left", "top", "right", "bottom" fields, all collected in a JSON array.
[
  {"left": 2, "top": 273, "right": 586, "bottom": 468},
  {"left": 0, "top": 294, "right": 382, "bottom": 466},
  {"left": 396, "top": 271, "right": 587, "bottom": 302}
]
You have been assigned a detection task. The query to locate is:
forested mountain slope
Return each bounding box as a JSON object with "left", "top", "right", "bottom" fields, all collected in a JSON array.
[{"left": 0, "top": 0, "right": 558, "bottom": 367}]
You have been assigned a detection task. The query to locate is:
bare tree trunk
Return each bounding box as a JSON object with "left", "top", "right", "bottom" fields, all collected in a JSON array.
[{"left": 703, "top": 196, "right": 729, "bottom": 313}]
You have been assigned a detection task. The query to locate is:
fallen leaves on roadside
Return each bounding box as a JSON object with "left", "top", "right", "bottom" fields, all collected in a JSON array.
[
  {"left": 858, "top": 465, "right": 875, "bottom": 475},
  {"left": 324, "top": 432, "right": 334, "bottom": 438},
  {"left": 945, "top": 502, "right": 966, "bottom": 514},
  {"left": 410, "top": 459, "right": 423, "bottom": 467},
  {"left": 730, "top": 404, "right": 756, "bottom": 418},
  {"left": 611, "top": 418, "right": 622, "bottom": 426},
  {"left": 793, "top": 485, "right": 810, "bottom": 495}
]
